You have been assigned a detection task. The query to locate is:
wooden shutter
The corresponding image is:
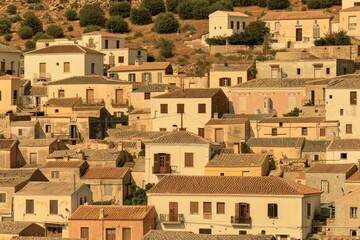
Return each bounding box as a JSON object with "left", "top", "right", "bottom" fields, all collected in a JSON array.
[
  {"left": 228, "top": 78, "right": 231, "bottom": 86},
  {"left": 346, "top": 124, "right": 352, "bottom": 134},
  {"left": 235, "top": 203, "right": 239, "bottom": 221},
  {"left": 203, "top": 202, "right": 212, "bottom": 219},
  {"left": 198, "top": 128, "right": 204, "bottom": 138},
  {"left": 185, "top": 153, "right": 193, "bottom": 167},
  {"left": 106, "top": 229, "right": 116, "bottom": 240},
  {"left": 320, "top": 128, "right": 326, "bottom": 137},
  {"left": 122, "top": 228, "right": 131, "bottom": 240},
  {"left": 154, "top": 154, "right": 159, "bottom": 173},
  {"left": 80, "top": 227, "right": 89, "bottom": 239},
  {"left": 50, "top": 200, "right": 58, "bottom": 214},
  {"left": 169, "top": 202, "right": 178, "bottom": 221},
  {"left": 219, "top": 78, "right": 224, "bottom": 86},
  {"left": 177, "top": 104, "right": 184, "bottom": 113},
  {"left": 26, "top": 199, "right": 34, "bottom": 214},
  {"left": 165, "top": 154, "right": 171, "bottom": 172},
  {"left": 217, "top": 202, "right": 225, "bottom": 214},
  {"left": 350, "top": 91, "right": 357, "bottom": 105},
  {"left": 142, "top": 73, "right": 145, "bottom": 82},
  {"left": 198, "top": 104, "right": 206, "bottom": 113},
  {"left": 190, "top": 202, "right": 198, "bottom": 214}
]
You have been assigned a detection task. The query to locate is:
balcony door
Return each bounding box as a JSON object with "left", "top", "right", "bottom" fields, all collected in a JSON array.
[
  {"left": 169, "top": 202, "right": 178, "bottom": 222},
  {"left": 0, "top": 61, "right": 5, "bottom": 72},
  {"left": 235, "top": 203, "right": 250, "bottom": 223},
  {"left": 296, "top": 28, "right": 302, "bottom": 41},
  {"left": 115, "top": 89, "right": 123, "bottom": 104},
  {"left": 86, "top": 89, "right": 94, "bottom": 103},
  {"left": 39, "top": 63, "right": 46, "bottom": 77},
  {"left": 153, "top": 153, "right": 171, "bottom": 174}
]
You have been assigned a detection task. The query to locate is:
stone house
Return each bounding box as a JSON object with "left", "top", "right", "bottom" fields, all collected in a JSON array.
[
  {"left": 326, "top": 139, "right": 360, "bottom": 164},
  {"left": 10, "top": 121, "right": 43, "bottom": 139},
  {"left": 301, "top": 139, "right": 331, "bottom": 164},
  {"left": 0, "top": 44, "right": 22, "bottom": 77},
  {"left": 0, "top": 139, "right": 20, "bottom": 169},
  {"left": 208, "top": 10, "right": 249, "bottom": 38},
  {"left": 41, "top": 160, "right": 89, "bottom": 183},
  {"left": 0, "top": 75, "right": 20, "bottom": 114},
  {"left": 0, "top": 222, "right": 45, "bottom": 239}
]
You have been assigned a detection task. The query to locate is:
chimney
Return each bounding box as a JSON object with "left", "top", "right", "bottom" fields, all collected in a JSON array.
[
  {"left": 234, "top": 142, "right": 240, "bottom": 154},
  {"left": 214, "top": 112, "right": 219, "bottom": 119},
  {"left": 99, "top": 208, "right": 104, "bottom": 220},
  {"left": 63, "top": 155, "right": 69, "bottom": 161},
  {"left": 172, "top": 124, "right": 178, "bottom": 132}
]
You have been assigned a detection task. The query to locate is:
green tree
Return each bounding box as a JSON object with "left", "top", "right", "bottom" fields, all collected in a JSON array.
[
  {"left": 46, "top": 24, "right": 64, "bottom": 38},
  {"left": 109, "top": 1, "right": 131, "bottom": 18},
  {"left": 130, "top": 7, "right": 152, "bottom": 25},
  {"left": 0, "top": 18, "right": 12, "bottom": 35},
  {"left": 205, "top": 36, "right": 227, "bottom": 45},
  {"left": 241, "top": 142, "right": 251, "bottom": 153},
  {"left": 141, "top": 0, "right": 166, "bottom": 15},
  {"left": 4, "top": 33, "right": 13, "bottom": 41},
  {"left": 314, "top": 30, "right": 351, "bottom": 46},
  {"left": 192, "top": 0, "right": 209, "bottom": 19},
  {"left": 124, "top": 183, "right": 154, "bottom": 205},
  {"left": 306, "top": 0, "right": 332, "bottom": 9},
  {"left": 166, "top": 0, "right": 179, "bottom": 12},
  {"left": 267, "top": 0, "right": 290, "bottom": 9},
  {"left": 22, "top": 11, "right": 43, "bottom": 33},
  {"left": 17, "top": 26, "right": 33, "bottom": 39},
  {"left": 67, "top": 25, "right": 74, "bottom": 31},
  {"left": 157, "top": 37, "right": 175, "bottom": 58},
  {"left": 152, "top": 12, "right": 179, "bottom": 34},
  {"left": 32, "top": 32, "right": 52, "bottom": 42},
  {"left": 6, "top": 4, "right": 17, "bottom": 15},
  {"left": 228, "top": 20, "right": 269, "bottom": 45},
  {"left": 283, "top": 107, "right": 302, "bottom": 116},
  {"left": 83, "top": 25, "right": 102, "bottom": 33},
  {"left": 79, "top": 4, "right": 106, "bottom": 27},
  {"left": 209, "top": 0, "right": 233, "bottom": 13},
  {"left": 106, "top": 16, "right": 130, "bottom": 33},
  {"left": 178, "top": 0, "right": 194, "bottom": 19},
  {"left": 64, "top": 9, "right": 77, "bottom": 21},
  {"left": 25, "top": 40, "right": 36, "bottom": 50}
]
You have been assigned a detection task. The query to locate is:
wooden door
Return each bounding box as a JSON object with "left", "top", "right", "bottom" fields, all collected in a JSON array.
[
  {"left": 296, "top": 28, "right": 302, "bottom": 41},
  {"left": 39, "top": 63, "right": 46, "bottom": 75},
  {"left": 105, "top": 228, "right": 116, "bottom": 240},
  {"left": 115, "top": 89, "right": 123, "bottom": 104},
  {"left": 86, "top": 89, "right": 94, "bottom": 103},
  {"left": 80, "top": 227, "right": 89, "bottom": 239},
  {"left": 169, "top": 202, "right": 178, "bottom": 222},
  {"left": 0, "top": 61, "right": 5, "bottom": 72},
  {"left": 122, "top": 228, "right": 131, "bottom": 240},
  {"left": 203, "top": 202, "right": 212, "bottom": 219},
  {"left": 159, "top": 154, "right": 170, "bottom": 173}
]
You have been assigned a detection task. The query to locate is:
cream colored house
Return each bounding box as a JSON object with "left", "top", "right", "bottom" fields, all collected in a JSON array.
[
  {"left": 14, "top": 182, "right": 92, "bottom": 238},
  {"left": 41, "top": 160, "right": 89, "bottom": 183},
  {"left": 47, "top": 75, "right": 134, "bottom": 116},
  {"left": 18, "top": 138, "right": 60, "bottom": 166},
  {"left": 257, "top": 117, "right": 339, "bottom": 139},
  {"left": 204, "top": 153, "right": 269, "bottom": 176},
  {"left": 301, "top": 139, "right": 331, "bottom": 164},
  {"left": 0, "top": 44, "right": 22, "bottom": 77},
  {"left": 261, "top": 11, "right": 333, "bottom": 49},
  {"left": 0, "top": 75, "right": 20, "bottom": 114},
  {"left": 24, "top": 45, "right": 105, "bottom": 84},
  {"left": 108, "top": 61, "right": 173, "bottom": 83},
  {"left": 342, "top": 0, "right": 360, "bottom": 9},
  {"left": 339, "top": 7, "right": 360, "bottom": 38},
  {"left": 326, "top": 139, "right": 360, "bottom": 164},
  {"left": 151, "top": 88, "right": 228, "bottom": 135},
  {"left": 208, "top": 10, "right": 249, "bottom": 38},
  {"left": 145, "top": 131, "right": 222, "bottom": 184},
  {"left": 147, "top": 175, "right": 321, "bottom": 238},
  {"left": 10, "top": 121, "right": 42, "bottom": 139}
]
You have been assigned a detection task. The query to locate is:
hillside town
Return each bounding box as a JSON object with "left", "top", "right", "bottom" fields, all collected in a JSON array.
[{"left": 1, "top": 0, "right": 360, "bottom": 239}]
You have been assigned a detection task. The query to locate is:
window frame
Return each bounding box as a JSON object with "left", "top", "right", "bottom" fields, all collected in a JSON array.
[
  {"left": 198, "top": 103, "right": 206, "bottom": 114},
  {"left": 350, "top": 207, "right": 358, "bottom": 218},
  {"left": 268, "top": 203, "right": 278, "bottom": 219},
  {"left": 350, "top": 91, "right": 357, "bottom": 105},
  {"left": 49, "top": 200, "right": 58, "bottom": 215},
  {"left": 216, "top": 202, "right": 225, "bottom": 214},
  {"left": 26, "top": 199, "right": 34, "bottom": 214},
  {"left": 160, "top": 104, "right": 168, "bottom": 114}
]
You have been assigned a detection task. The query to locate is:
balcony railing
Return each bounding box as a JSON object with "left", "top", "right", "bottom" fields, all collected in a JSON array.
[
  {"left": 152, "top": 166, "right": 172, "bottom": 174},
  {"left": 11, "top": 99, "right": 18, "bottom": 106},
  {"left": 82, "top": 98, "right": 105, "bottom": 106},
  {"left": 33, "top": 73, "right": 51, "bottom": 83},
  {"left": 231, "top": 216, "right": 252, "bottom": 225},
  {"left": 302, "top": 99, "right": 325, "bottom": 107},
  {"left": 111, "top": 99, "right": 128, "bottom": 108},
  {"left": 159, "top": 214, "right": 184, "bottom": 224}
]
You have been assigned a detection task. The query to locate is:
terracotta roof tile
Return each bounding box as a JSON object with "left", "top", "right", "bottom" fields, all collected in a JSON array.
[
  {"left": 69, "top": 205, "right": 154, "bottom": 220},
  {"left": 232, "top": 78, "right": 317, "bottom": 88},
  {"left": 19, "top": 138, "right": 57, "bottom": 147},
  {"left": 47, "top": 149, "right": 121, "bottom": 161},
  {"left": 47, "top": 97, "right": 81, "bottom": 108},
  {"left": 26, "top": 45, "right": 105, "bottom": 55},
  {"left": 205, "top": 153, "right": 267, "bottom": 167},
  {"left": 210, "top": 10, "right": 249, "bottom": 17},
  {"left": 130, "top": 108, "right": 151, "bottom": 114},
  {"left": 45, "top": 161, "right": 86, "bottom": 168},
  {"left": 106, "top": 130, "right": 169, "bottom": 141},
  {"left": 108, "top": 62, "right": 171, "bottom": 72},
  {"left": 346, "top": 172, "right": 360, "bottom": 182},
  {"left": 16, "top": 182, "right": 85, "bottom": 195},
  {"left": 82, "top": 31, "right": 126, "bottom": 38},
  {"left": 0, "top": 74, "right": 20, "bottom": 80},
  {"left": 296, "top": 171, "right": 306, "bottom": 180},
  {"left": 0, "top": 44, "right": 22, "bottom": 53},
  {"left": 246, "top": 137, "right": 305, "bottom": 148},
  {"left": 306, "top": 163, "right": 357, "bottom": 174},
  {"left": 259, "top": 117, "right": 325, "bottom": 123},
  {"left": 132, "top": 84, "right": 178, "bottom": 92},
  {"left": 302, "top": 140, "right": 331, "bottom": 152},
  {"left": 0, "top": 222, "right": 39, "bottom": 234},
  {"left": 223, "top": 113, "right": 271, "bottom": 121},
  {"left": 47, "top": 75, "right": 132, "bottom": 85},
  {"left": 0, "top": 169, "right": 40, "bottom": 187},
  {"left": 11, "top": 121, "right": 38, "bottom": 127},
  {"left": 0, "top": 139, "right": 18, "bottom": 150},
  {"left": 261, "top": 10, "right": 333, "bottom": 21},
  {"left": 327, "top": 139, "right": 360, "bottom": 151},
  {"left": 153, "top": 88, "right": 224, "bottom": 98},
  {"left": 147, "top": 175, "right": 322, "bottom": 195},
  {"left": 149, "top": 131, "right": 211, "bottom": 144},
  {"left": 205, "top": 118, "right": 248, "bottom": 125},
  {"left": 327, "top": 74, "right": 360, "bottom": 89},
  {"left": 29, "top": 86, "right": 48, "bottom": 96},
  {"left": 211, "top": 63, "right": 250, "bottom": 72},
  {"left": 81, "top": 167, "right": 129, "bottom": 179},
  {"left": 132, "top": 157, "right": 145, "bottom": 172}
]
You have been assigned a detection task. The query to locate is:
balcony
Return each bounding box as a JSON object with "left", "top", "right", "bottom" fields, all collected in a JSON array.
[
  {"left": 82, "top": 98, "right": 105, "bottom": 106},
  {"left": 111, "top": 99, "right": 128, "bottom": 108},
  {"left": 152, "top": 166, "right": 172, "bottom": 174},
  {"left": 302, "top": 99, "right": 325, "bottom": 107},
  {"left": 159, "top": 214, "right": 184, "bottom": 224},
  {"left": 33, "top": 73, "right": 51, "bottom": 84},
  {"left": 231, "top": 216, "right": 252, "bottom": 226}
]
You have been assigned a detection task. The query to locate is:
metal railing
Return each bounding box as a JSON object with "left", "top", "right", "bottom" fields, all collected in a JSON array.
[
  {"left": 111, "top": 99, "right": 128, "bottom": 107},
  {"left": 82, "top": 98, "right": 105, "bottom": 106},
  {"left": 159, "top": 214, "right": 184, "bottom": 223},
  {"left": 302, "top": 99, "right": 325, "bottom": 107},
  {"left": 231, "top": 216, "right": 252, "bottom": 224},
  {"left": 33, "top": 73, "right": 51, "bottom": 83},
  {"left": 152, "top": 166, "right": 172, "bottom": 174}
]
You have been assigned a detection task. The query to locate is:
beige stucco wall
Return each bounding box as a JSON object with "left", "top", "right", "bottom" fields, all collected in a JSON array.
[
  {"left": 130, "top": 92, "right": 163, "bottom": 109},
  {"left": 343, "top": 0, "right": 360, "bottom": 9},
  {"left": 0, "top": 187, "right": 16, "bottom": 218},
  {"left": 82, "top": 35, "right": 125, "bottom": 51},
  {"left": 162, "top": 75, "right": 208, "bottom": 89},
  {"left": 19, "top": 143, "right": 58, "bottom": 165},
  {"left": 204, "top": 158, "right": 269, "bottom": 176},
  {"left": 209, "top": 69, "right": 248, "bottom": 94},
  {"left": 0, "top": 145, "right": 17, "bottom": 169},
  {"left": 209, "top": 12, "right": 248, "bottom": 38},
  {"left": 204, "top": 122, "right": 250, "bottom": 146},
  {"left": 102, "top": 48, "right": 147, "bottom": 66},
  {"left": 128, "top": 113, "right": 152, "bottom": 131},
  {"left": 147, "top": 193, "right": 320, "bottom": 239},
  {"left": 250, "top": 146, "right": 302, "bottom": 161},
  {"left": 110, "top": 69, "right": 167, "bottom": 84},
  {"left": 1, "top": 52, "right": 21, "bottom": 76},
  {"left": 326, "top": 150, "right": 360, "bottom": 164},
  {"left": 0, "top": 76, "right": 20, "bottom": 114},
  {"left": 41, "top": 167, "right": 82, "bottom": 183}
]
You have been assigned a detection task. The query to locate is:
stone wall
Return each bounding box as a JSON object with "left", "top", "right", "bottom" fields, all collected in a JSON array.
[
  {"left": 210, "top": 45, "right": 263, "bottom": 55},
  {"left": 308, "top": 45, "right": 359, "bottom": 60}
]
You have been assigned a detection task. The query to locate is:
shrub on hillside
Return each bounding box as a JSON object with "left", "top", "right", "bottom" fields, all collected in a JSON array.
[
  {"left": 166, "top": 0, "right": 179, "bottom": 12},
  {"left": 79, "top": 4, "right": 106, "bottom": 27},
  {"left": 27, "top": 0, "right": 41, "bottom": 3},
  {"left": 17, "top": 26, "right": 33, "bottom": 39},
  {"left": 130, "top": 7, "right": 152, "bottom": 25},
  {"left": 83, "top": 25, "right": 102, "bottom": 33},
  {"left": 32, "top": 32, "right": 53, "bottom": 42},
  {"left": 10, "top": 15, "right": 22, "bottom": 23},
  {"left": 178, "top": 0, "right": 194, "bottom": 19},
  {"left": 267, "top": 0, "right": 290, "bottom": 9},
  {"left": 157, "top": 37, "right": 175, "bottom": 58},
  {"left": 152, "top": 12, "right": 179, "bottom": 34},
  {"left": 106, "top": 16, "right": 130, "bottom": 33},
  {"left": 67, "top": 25, "right": 74, "bottom": 31},
  {"left": 4, "top": 33, "right": 13, "bottom": 41},
  {"left": 228, "top": 20, "right": 269, "bottom": 45},
  {"left": 109, "top": 1, "right": 131, "bottom": 18},
  {"left": 0, "top": 18, "right": 12, "bottom": 35},
  {"left": 46, "top": 24, "right": 64, "bottom": 38},
  {"left": 306, "top": 0, "right": 332, "bottom": 9},
  {"left": 205, "top": 36, "right": 226, "bottom": 45},
  {"left": 6, "top": 4, "right": 17, "bottom": 15},
  {"left": 25, "top": 40, "right": 36, "bottom": 50},
  {"left": 314, "top": 30, "right": 351, "bottom": 46},
  {"left": 64, "top": 9, "right": 77, "bottom": 21},
  {"left": 208, "top": 0, "right": 233, "bottom": 13},
  {"left": 141, "top": 0, "right": 166, "bottom": 15},
  {"left": 192, "top": 0, "right": 210, "bottom": 19},
  {"left": 22, "top": 11, "right": 43, "bottom": 33}
]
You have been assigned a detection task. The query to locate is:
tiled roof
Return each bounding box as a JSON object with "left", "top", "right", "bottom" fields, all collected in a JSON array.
[
  {"left": 259, "top": 117, "right": 325, "bottom": 123},
  {"left": 246, "top": 137, "right": 305, "bottom": 148},
  {"left": 261, "top": 10, "right": 333, "bottom": 21},
  {"left": 211, "top": 63, "right": 250, "bottom": 72},
  {"left": 205, "top": 153, "right": 267, "bottom": 167},
  {"left": 106, "top": 130, "right": 168, "bottom": 141},
  {"left": 132, "top": 84, "right": 178, "bottom": 92},
  {"left": 149, "top": 131, "right": 211, "bottom": 144},
  {"left": 340, "top": 6, "right": 360, "bottom": 12},
  {"left": 327, "top": 139, "right": 360, "bottom": 151},
  {"left": 0, "top": 44, "right": 22, "bottom": 53},
  {"left": 153, "top": 88, "right": 223, "bottom": 98},
  {"left": 45, "top": 160, "right": 86, "bottom": 168},
  {"left": 0, "top": 74, "right": 20, "bottom": 80},
  {"left": 81, "top": 167, "right": 129, "bottom": 179},
  {"left": 47, "top": 149, "right": 121, "bottom": 161},
  {"left": 0, "top": 222, "right": 38, "bottom": 234},
  {"left": 147, "top": 175, "right": 322, "bottom": 195},
  {"left": 108, "top": 62, "right": 171, "bottom": 72},
  {"left": 211, "top": 10, "right": 249, "bottom": 17},
  {"left": 0, "top": 139, "right": 18, "bottom": 150},
  {"left": 11, "top": 120, "right": 38, "bottom": 127},
  {"left": 0, "top": 169, "right": 39, "bottom": 187},
  {"left": 305, "top": 78, "right": 332, "bottom": 86},
  {"left": 16, "top": 182, "right": 85, "bottom": 195},
  {"left": 47, "top": 97, "right": 81, "bottom": 108},
  {"left": 82, "top": 31, "right": 126, "bottom": 38},
  {"left": 296, "top": 171, "right": 306, "bottom": 180},
  {"left": 142, "top": 230, "right": 275, "bottom": 240},
  {"left": 123, "top": 161, "right": 136, "bottom": 168},
  {"left": 30, "top": 86, "right": 48, "bottom": 96},
  {"left": 232, "top": 78, "right": 317, "bottom": 88},
  {"left": 346, "top": 172, "right": 360, "bottom": 182},
  {"left": 122, "top": 141, "right": 137, "bottom": 148},
  {"left": 19, "top": 138, "right": 57, "bottom": 147},
  {"left": 223, "top": 113, "right": 271, "bottom": 121},
  {"left": 47, "top": 75, "right": 132, "bottom": 85},
  {"left": 327, "top": 74, "right": 360, "bottom": 89},
  {"left": 26, "top": 45, "right": 105, "bottom": 55},
  {"left": 69, "top": 205, "right": 154, "bottom": 220},
  {"left": 306, "top": 163, "right": 357, "bottom": 174},
  {"left": 130, "top": 108, "right": 151, "bottom": 114},
  {"left": 332, "top": 14, "right": 340, "bottom": 22},
  {"left": 205, "top": 118, "right": 248, "bottom": 125},
  {"left": 302, "top": 140, "right": 331, "bottom": 152},
  {"left": 132, "top": 157, "right": 145, "bottom": 172}
]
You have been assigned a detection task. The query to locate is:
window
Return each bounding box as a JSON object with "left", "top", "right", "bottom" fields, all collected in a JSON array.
[
  {"left": 144, "top": 92, "right": 151, "bottom": 100},
  {"left": 84, "top": 197, "right": 87, "bottom": 203},
  {"left": 242, "top": 171, "right": 250, "bottom": 176},
  {"left": 217, "top": 202, "right": 225, "bottom": 214},
  {"left": 219, "top": 77, "right": 231, "bottom": 86},
  {"left": 185, "top": 153, "right": 194, "bottom": 167},
  {"left": 239, "top": 231, "right": 247, "bottom": 235},
  {"left": 122, "top": 228, "right": 131, "bottom": 240},
  {"left": 346, "top": 124, "right": 353, "bottom": 134},
  {"left": 349, "top": 16, "right": 357, "bottom": 31},
  {"left": 275, "top": 22, "right": 280, "bottom": 30},
  {"left": 271, "top": 128, "right": 277, "bottom": 136},
  {"left": 351, "top": 207, "right": 358, "bottom": 218},
  {"left": 220, "top": 172, "right": 224, "bottom": 176},
  {"left": 301, "top": 127, "right": 308, "bottom": 136},
  {"left": 306, "top": 202, "right": 311, "bottom": 218},
  {"left": 104, "top": 185, "right": 112, "bottom": 196},
  {"left": 341, "top": 153, "right": 347, "bottom": 159},
  {"left": 49, "top": 200, "right": 58, "bottom": 214},
  {"left": 0, "top": 91, "right": 2, "bottom": 101},
  {"left": 268, "top": 203, "right": 278, "bottom": 218},
  {"left": 230, "top": 21, "right": 234, "bottom": 29},
  {"left": 198, "top": 128, "right": 204, "bottom": 138},
  {"left": 51, "top": 171, "right": 59, "bottom": 179},
  {"left": 326, "top": 68, "right": 330, "bottom": 74},
  {"left": 314, "top": 154, "right": 319, "bottom": 161},
  {"left": 340, "top": 109, "right": 344, "bottom": 116},
  {"left": 45, "top": 125, "right": 51, "bottom": 133},
  {"left": 157, "top": 72, "right": 163, "bottom": 83},
  {"left": 313, "top": 24, "right": 320, "bottom": 38},
  {"left": 329, "top": 95, "right": 333, "bottom": 99},
  {"left": 128, "top": 73, "right": 136, "bottom": 82},
  {"left": 106, "top": 228, "right": 116, "bottom": 240},
  {"left": 55, "top": 109, "right": 59, "bottom": 113},
  {"left": 237, "top": 77, "right": 243, "bottom": 84},
  {"left": 297, "top": 68, "right": 301, "bottom": 75},
  {"left": 63, "top": 62, "right": 70, "bottom": 73},
  {"left": 80, "top": 197, "right": 83, "bottom": 205},
  {"left": 58, "top": 90, "right": 65, "bottom": 98},
  {"left": 80, "top": 227, "right": 89, "bottom": 239},
  {"left": 279, "top": 122, "right": 283, "bottom": 127},
  {"left": 199, "top": 229, "right": 212, "bottom": 234},
  {"left": 142, "top": 72, "right": 151, "bottom": 83},
  {"left": 320, "top": 180, "right": 329, "bottom": 193},
  {"left": 0, "top": 193, "right": 5, "bottom": 203},
  {"left": 318, "top": 128, "right": 325, "bottom": 137},
  {"left": 105, "top": 40, "right": 108, "bottom": 49},
  {"left": 118, "top": 56, "right": 124, "bottom": 63},
  {"left": 116, "top": 40, "right": 120, "bottom": 48},
  {"left": 91, "top": 63, "right": 95, "bottom": 74},
  {"left": 177, "top": 104, "right": 184, "bottom": 114},
  {"left": 198, "top": 104, "right": 206, "bottom": 113},
  {"left": 350, "top": 91, "right": 357, "bottom": 105},
  {"left": 26, "top": 199, "right": 34, "bottom": 214},
  {"left": 160, "top": 104, "right": 168, "bottom": 114},
  {"left": 18, "top": 129, "right": 22, "bottom": 136},
  {"left": 159, "top": 128, "right": 167, "bottom": 131},
  {"left": 190, "top": 202, "right": 199, "bottom": 214},
  {"left": 203, "top": 202, "right": 212, "bottom": 219}
]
